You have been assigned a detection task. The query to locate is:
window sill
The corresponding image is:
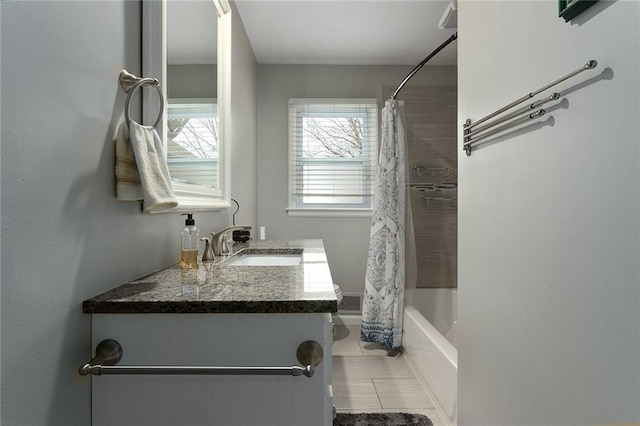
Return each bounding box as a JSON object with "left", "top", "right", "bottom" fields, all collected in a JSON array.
[{"left": 286, "top": 208, "right": 373, "bottom": 218}]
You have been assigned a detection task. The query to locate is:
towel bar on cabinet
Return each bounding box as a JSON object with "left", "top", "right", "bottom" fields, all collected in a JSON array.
[{"left": 78, "top": 339, "right": 323, "bottom": 379}]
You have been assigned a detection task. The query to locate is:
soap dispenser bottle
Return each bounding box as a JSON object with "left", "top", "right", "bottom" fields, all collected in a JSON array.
[{"left": 180, "top": 213, "right": 200, "bottom": 268}]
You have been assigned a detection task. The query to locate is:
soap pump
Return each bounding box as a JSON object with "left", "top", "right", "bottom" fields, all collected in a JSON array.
[{"left": 180, "top": 213, "right": 200, "bottom": 268}]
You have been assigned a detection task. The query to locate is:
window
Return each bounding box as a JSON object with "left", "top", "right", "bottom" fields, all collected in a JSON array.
[
  {"left": 167, "top": 99, "right": 221, "bottom": 197},
  {"left": 288, "top": 99, "right": 378, "bottom": 217}
]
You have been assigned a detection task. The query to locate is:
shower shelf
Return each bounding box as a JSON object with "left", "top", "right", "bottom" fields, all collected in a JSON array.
[
  {"left": 411, "top": 166, "right": 452, "bottom": 179},
  {"left": 409, "top": 183, "right": 457, "bottom": 210},
  {"left": 409, "top": 182, "right": 457, "bottom": 191},
  {"left": 422, "top": 196, "right": 457, "bottom": 210}
]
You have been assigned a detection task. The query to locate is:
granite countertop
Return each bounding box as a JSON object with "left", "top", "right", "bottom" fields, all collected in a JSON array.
[{"left": 83, "top": 239, "right": 338, "bottom": 314}]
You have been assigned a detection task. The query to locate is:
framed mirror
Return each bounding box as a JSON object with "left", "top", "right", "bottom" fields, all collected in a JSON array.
[{"left": 142, "top": 0, "right": 232, "bottom": 211}]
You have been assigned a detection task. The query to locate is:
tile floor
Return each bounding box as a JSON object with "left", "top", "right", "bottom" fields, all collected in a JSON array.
[{"left": 332, "top": 324, "right": 449, "bottom": 426}]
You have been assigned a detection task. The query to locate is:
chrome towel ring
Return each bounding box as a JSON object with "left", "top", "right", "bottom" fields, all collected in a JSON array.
[{"left": 119, "top": 69, "right": 164, "bottom": 129}]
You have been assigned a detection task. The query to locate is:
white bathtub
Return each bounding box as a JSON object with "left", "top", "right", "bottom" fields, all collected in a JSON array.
[{"left": 403, "top": 288, "right": 458, "bottom": 425}]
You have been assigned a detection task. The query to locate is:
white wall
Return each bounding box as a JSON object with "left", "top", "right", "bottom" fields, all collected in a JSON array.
[
  {"left": 256, "top": 65, "right": 456, "bottom": 296},
  {"left": 0, "top": 2, "right": 227, "bottom": 424},
  {"left": 458, "top": 1, "right": 640, "bottom": 424}
]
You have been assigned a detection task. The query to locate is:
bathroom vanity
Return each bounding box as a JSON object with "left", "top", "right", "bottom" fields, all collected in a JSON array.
[{"left": 82, "top": 240, "right": 337, "bottom": 426}]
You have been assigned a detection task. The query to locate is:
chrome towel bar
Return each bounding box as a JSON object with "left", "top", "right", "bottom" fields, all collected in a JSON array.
[
  {"left": 465, "top": 109, "right": 546, "bottom": 148},
  {"left": 463, "top": 93, "right": 560, "bottom": 142},
  {"left": 79, "top": 339, "right": 323, "bottom": 379},
  {"left": 463, "top": 60, "right": 598, "bottom": 156}
]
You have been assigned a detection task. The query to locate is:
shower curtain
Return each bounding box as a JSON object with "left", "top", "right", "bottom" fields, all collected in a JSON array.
[{"left": 361, "top": 99, "right": 416, "bottom": 351}]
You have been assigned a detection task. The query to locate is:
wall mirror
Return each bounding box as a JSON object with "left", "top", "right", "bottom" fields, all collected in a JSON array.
[{"left": 143, "top": 0, "right": 232, "bottom": 211}]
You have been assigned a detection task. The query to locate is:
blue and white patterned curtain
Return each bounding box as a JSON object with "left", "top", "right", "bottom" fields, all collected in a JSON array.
[{"left": 361, "top": 99, "right": 408, "bottom": 351}]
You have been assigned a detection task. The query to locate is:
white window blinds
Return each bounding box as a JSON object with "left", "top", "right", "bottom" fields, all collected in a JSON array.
[
  {"left": 167, "top": 99, "right": 219, "bottom": 189},
  {"left": 288, "top": 99, "right": 378, "bottom": 213}
]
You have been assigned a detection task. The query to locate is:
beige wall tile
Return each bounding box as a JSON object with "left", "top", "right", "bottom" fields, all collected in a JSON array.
[{"left": 383, "top": 85, "right": 458, "bottom": 289}]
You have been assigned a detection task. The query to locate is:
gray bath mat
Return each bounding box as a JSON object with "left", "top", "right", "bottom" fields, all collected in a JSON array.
[{"left": 334, "top": 412, "right": 433, "bottom": 426}]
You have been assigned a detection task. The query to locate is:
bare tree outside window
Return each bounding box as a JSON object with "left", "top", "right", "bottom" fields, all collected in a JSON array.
[
  {"left": 302, "top": 117, "right": 363, "bottom": 159},
  {"left": 168, "top": 117, "right": 218, "bottom": 159},
  {"left": 166, "top": 101, "right": 219, "bottom": 189}
]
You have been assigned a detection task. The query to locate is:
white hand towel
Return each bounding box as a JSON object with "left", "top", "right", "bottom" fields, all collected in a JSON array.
[
  {"left": 128, "top": 121, "right": 178, "bottom": 212},
  {"left": 115, "top": 122, "right": 144, "bottom": 201}
]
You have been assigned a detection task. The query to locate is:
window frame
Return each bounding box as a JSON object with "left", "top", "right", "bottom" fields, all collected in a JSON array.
[{"left": 287, "top": 98, "right": 378, "bottom": 218}]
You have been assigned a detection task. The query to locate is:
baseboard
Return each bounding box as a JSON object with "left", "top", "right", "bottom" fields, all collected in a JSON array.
[{"left": 332, "top": 313, "right": 362, "bottom": 326}]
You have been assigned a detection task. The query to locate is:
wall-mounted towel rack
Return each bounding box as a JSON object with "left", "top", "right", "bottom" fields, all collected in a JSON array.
[
  {"left": 119, "top": 69, "right": 164, "bottom": 130},
  {"left": 78, "top": 339, "right": 323, "bottom": 379},
  {"left": 463, "top": 60, "right": 598, "bottom": 156}
]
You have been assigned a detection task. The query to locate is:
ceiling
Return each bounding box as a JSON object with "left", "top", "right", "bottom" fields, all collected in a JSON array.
[
  {"left": 167, "top": 0, "right": 218, "bottom": 65},
  {"left": 167, "top": 0, "right": 458, "bottom": 66}
]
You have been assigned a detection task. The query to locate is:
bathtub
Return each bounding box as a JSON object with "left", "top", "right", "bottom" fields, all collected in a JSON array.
[{"left": 403, "top": 288, "right": 458, "bottom": 425}]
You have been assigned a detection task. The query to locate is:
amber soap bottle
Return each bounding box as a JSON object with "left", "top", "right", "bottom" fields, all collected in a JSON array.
[{"left": 180, "top": 213, "right": 199, "bottom": 268}]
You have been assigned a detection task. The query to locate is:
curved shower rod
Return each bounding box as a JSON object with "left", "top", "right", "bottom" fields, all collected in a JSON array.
[{"left": 391, "top": 32, "right": 458, "bottom": 100}]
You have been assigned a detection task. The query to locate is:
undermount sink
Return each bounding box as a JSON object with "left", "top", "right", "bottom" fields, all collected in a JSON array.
[{"left": 224, "top": 253, "right": 302, "bottom": 266}]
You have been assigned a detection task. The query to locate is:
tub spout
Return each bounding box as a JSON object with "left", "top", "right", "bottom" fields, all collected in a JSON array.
[{"left": 211, "top": 225, "right": 252, "bottom": 256}]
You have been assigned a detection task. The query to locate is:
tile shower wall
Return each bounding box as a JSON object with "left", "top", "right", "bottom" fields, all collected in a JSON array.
[{"left": 384, "top": 86, "right": 458, "bottom": 288}]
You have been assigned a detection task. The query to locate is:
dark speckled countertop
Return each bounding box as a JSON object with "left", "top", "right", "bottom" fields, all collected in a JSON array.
[{"left": 83, "top": 239, "right": 338, "bottom": 314}]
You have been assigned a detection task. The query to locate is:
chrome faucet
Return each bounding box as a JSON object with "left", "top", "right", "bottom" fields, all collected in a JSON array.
[{"left": 210, "top": 225, "right": 252, "bottom": 256}]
